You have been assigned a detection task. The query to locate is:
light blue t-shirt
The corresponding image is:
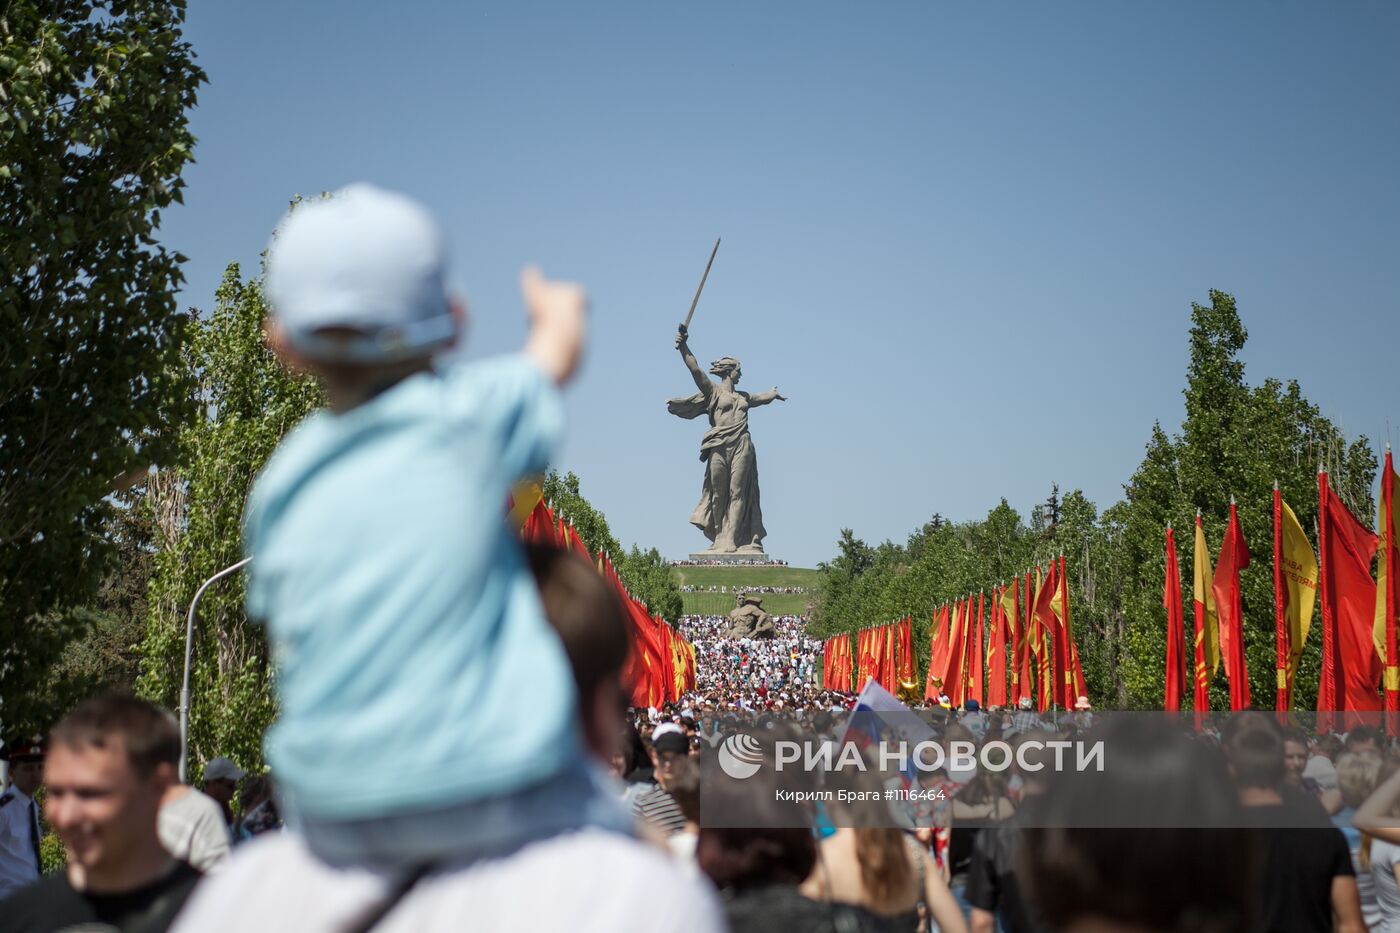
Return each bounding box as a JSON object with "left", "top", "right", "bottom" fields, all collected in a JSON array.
[{"left": 243, "top": 354, "right": 576, "bottom": 820}]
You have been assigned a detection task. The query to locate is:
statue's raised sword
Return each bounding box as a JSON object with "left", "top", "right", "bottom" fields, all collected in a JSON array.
[{"left": 678, "top": 237, "right": 720, "bottom": 338}]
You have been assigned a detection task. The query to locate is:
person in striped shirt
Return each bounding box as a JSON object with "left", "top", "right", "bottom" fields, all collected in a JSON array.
[{"left": 632, "top": 729, "right": 691, "bottom": 837}]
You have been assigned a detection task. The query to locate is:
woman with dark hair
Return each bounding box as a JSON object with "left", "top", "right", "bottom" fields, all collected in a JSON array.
[
  {"left": 697, "top": 736, "right": 861, "bottom": 933},
  {"left": 613, "top": 722, "right": 652, "bottom": 808},
  {"left": 800, "top": 762, "right": 966, "bottom": 933}
]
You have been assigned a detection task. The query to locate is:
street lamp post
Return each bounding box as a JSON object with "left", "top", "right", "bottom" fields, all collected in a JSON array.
[{"left": 179, "top": 557, "right": 251, "bottom": 783}]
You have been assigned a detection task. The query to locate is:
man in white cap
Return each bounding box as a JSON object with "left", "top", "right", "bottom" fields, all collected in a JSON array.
[
  {"left": 632, "top": 725, "right": 691, "bottom": 838},
  {"left": 200, "top": 757, "right": 244, "bottom": 828}
]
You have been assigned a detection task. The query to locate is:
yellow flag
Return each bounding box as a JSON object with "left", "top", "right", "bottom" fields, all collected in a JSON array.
[
  {"left": 1278, "top": 496, "right": 1318, "bottom": 678},
  {"left": 999, "top": 586, "right": 1017, "bottom": 625},
  {"left": 1374, "top": 458, "right": 1400, "bottom": 672},
  {"left": 1193, "top": 520, "right": 1220, "bottom": 677},
  {"left": 508, "top": 477, "right": 544, "bottom": 529},
  {"left": 1030, "top": 568, "right": 1045, "bottom": 657}
]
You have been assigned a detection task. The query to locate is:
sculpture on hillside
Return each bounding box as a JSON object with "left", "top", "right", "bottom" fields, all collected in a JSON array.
[
  {"left": 668, "top": 328, "right": 786, "bottom": 555},
  {"left": 725, "top": 594, "right": 775, "bottom": 639}
]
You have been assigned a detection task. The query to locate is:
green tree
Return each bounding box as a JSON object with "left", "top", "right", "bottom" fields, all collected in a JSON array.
[
  {"left": 810, "top": 289, "right": 1377, "bottom": 710},
  {"left": 540, "top": 470, "right": 683, "bottom": 620},
  {"left": 1, "top": 0, "right": 205, "bottom": 733},
  {"left": 139, "top": 265, "right": 323, "bottom": 775}
]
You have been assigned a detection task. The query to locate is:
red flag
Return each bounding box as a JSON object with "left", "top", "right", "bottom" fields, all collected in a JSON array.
[
  {"left": 566, "top": 524, "right": 592, "bottom": 561},
  {"left": 897, "top": 616, "right": 915, "bottom": 687},
  {"left": 1164, "top": 525, "right": 1186, "bottom": 711},
  {"left": 1317, "top": 471, "right": 1381, "bottom": 731},
  {"left": 942, "top": 602, "right": 968, "bottom": 702},
  {"left": 621, "top": 597, "right": 663, "bottom": 708},
  {"left": 877, "top": 623, "right": 898, "bottom": 693},
  {"left": 1213, "top": 501, "right": 1251, "bottom": 711},
  {"left": 828, "top": 635, "right": 841, "bottom": 691},
  {"left": 1007, "top": 578, "right": 1026, "bottom": 705},
  {"left": 886, "top": 622, "right": 899, "bottom": 691},
  {"left": 987, "top": 587, "right": 1009, "bottom": 708},
  {"left": 657, "top": 619, "right": 677, "bottom": 703},
  {"left": 1032, "top": 565, "right": 1059, "bottom": 710},
  {"left": 1061, "top": 556, "right": 1087, "bottom": 704},
  {"left": 521, "top": 499, "right": 558, "bottom": 545},
  {"left": 969, "top": 593, "right": 986, "bottom": 705},
  {"left": 925, "top": 606, "right": 950, "bottom": 701},
  {"left": 855, "top": 629, "right": 866, "bottom": 687},
  {"left": 1017, "top": 574, "right": 1033, "bottom": 706},
  {"left": 858, "top": 628, "right": 876, "bottom": 688}
]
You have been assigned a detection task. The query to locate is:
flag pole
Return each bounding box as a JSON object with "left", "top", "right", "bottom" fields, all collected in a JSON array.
[
  {"left": 1274, "top": 480, "right": 1288, "bottom": 719},
  {"left": 1318, "top": 463, "right": 1332, "bottom": 734}
]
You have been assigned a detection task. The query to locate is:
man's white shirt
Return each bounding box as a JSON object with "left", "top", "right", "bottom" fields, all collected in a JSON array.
[
  {"left": 172, "top": 827, "right": 724, "bottom": 933},
  {"left": 159, "top": 786, "right": 232, "bottom": 873}
]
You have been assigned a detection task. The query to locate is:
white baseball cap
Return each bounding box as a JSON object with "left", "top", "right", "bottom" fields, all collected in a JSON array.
[
  {"left": 203, "top": 756, "right": 245, "bottom": 782},
  {"left": 651, "top": 723, "right": 684, "bottom": 743},
  {"left": 265, "top": 184, "right": 457, "bottom": 363}
]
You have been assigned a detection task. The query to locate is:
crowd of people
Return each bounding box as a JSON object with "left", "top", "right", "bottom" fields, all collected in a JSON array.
[
  {"left": 617, "top": 696, "right": 1400, "bottom": 933},
  {"left": 679, "top": 584, "right": 808, "bottom": 594},
  {"left": 669, "top": 558, "right": 791, "bottom": 567},
  {"left": 679, "top": 614, "right": 823, "bottom": 701},
  {"left": 4, "top": 185, "right": 1398, "bottom": 933}
]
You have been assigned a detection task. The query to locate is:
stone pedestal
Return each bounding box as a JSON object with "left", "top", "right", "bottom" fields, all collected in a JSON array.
[{"left": 688, "top": 551, "right": 771, "bottom": 564}]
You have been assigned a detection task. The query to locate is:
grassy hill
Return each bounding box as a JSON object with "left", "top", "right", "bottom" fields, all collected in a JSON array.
[{"left": 674, "top": 565, "right": 819, "bottom": 617}]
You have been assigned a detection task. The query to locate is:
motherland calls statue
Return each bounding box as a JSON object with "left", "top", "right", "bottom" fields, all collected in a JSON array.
[{"left": 668, "top": 327, "right": 786, "bottom": 557}]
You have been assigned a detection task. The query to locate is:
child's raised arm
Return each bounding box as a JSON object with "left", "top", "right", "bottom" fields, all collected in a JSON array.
[{"left": 521, "top": 266, "right": 587, "bottom": 385}]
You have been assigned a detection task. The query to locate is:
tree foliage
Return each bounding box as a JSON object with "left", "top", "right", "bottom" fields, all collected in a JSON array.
[
  {"left": 541, "top": 471, "right": 683, "bottom": 621},
  {"left": 0, "top": 0, "right": 204, "bottom": 733},
  {"left": 811, "top": 290, "right": 1377, "bottom": 710},
  {"left": 138, "top": 265, "right": 322, "bottom": 775}
]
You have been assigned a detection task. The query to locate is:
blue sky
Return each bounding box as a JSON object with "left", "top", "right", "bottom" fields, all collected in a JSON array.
[{"left": 162, "top": 1, "right": 1400, "bottom": 568}]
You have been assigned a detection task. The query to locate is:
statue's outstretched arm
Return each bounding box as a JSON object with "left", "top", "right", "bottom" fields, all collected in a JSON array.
[
  {"left": 748, "top": 387, "right": 788, "bottom": 407},
  {"left": 675, "top": 330, "right": 713, "bottom": 396}
]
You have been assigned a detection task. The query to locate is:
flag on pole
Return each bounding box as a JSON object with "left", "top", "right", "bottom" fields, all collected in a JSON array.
[
  {"left": 879, "top": 622, "right": 899, "bottom": 693},
  {"left": 521, "top": 497, "right": 558, "bottom": 545},
  {"left": 1274, "top": 486, "right": 1318, "bottom": 711},
  {"left": 510, "top": 479, "right": 546, "bottom": 530},
  {"left": 1164, "top": 525, "right": 1186, "bottom": 711},
  {"left": 1019, "top": 572, "right": 1035, "bottom": 706},
  {"left": 1003, "top": 578, "right": 1026, "bottom": 705},
  {"left": 1033, "top": 565, "right": 1058, "bottom": 710},
  {"left": 1213, "top": 500, "right": 1251, "bottom": 711},
  {"left": 1318, "top": 470, "right": 1380, "bottom": 731},
  {"left": 1193, "top": 514, "right": 1219, "bottom": 721},
  {"left": 925, "top": 605, "right": 951, "bottom": 701},
  {"left": 1050, "top": 557, "right": 1083, "bottom": 708},
  {"left": 1061, "top": 556, "right": 1087, "bottom": 703},
  {"left": 968, "top": 593, "right": 986, "bottom": 705},
  {"left": 1373, "top": 450, "right": 1400, "bottom": 723},
  {"left": 897, "top": 616, "right": 915, "bottom": 690},
  {"left": 988, "top": 586, "right": 1009, "bottom": 708},
  {"left": 945, "top": 600, "right": 968, "bottom": 703},
  {"left": 842, "top": 679, "right": 938, "bottom": 794}
]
